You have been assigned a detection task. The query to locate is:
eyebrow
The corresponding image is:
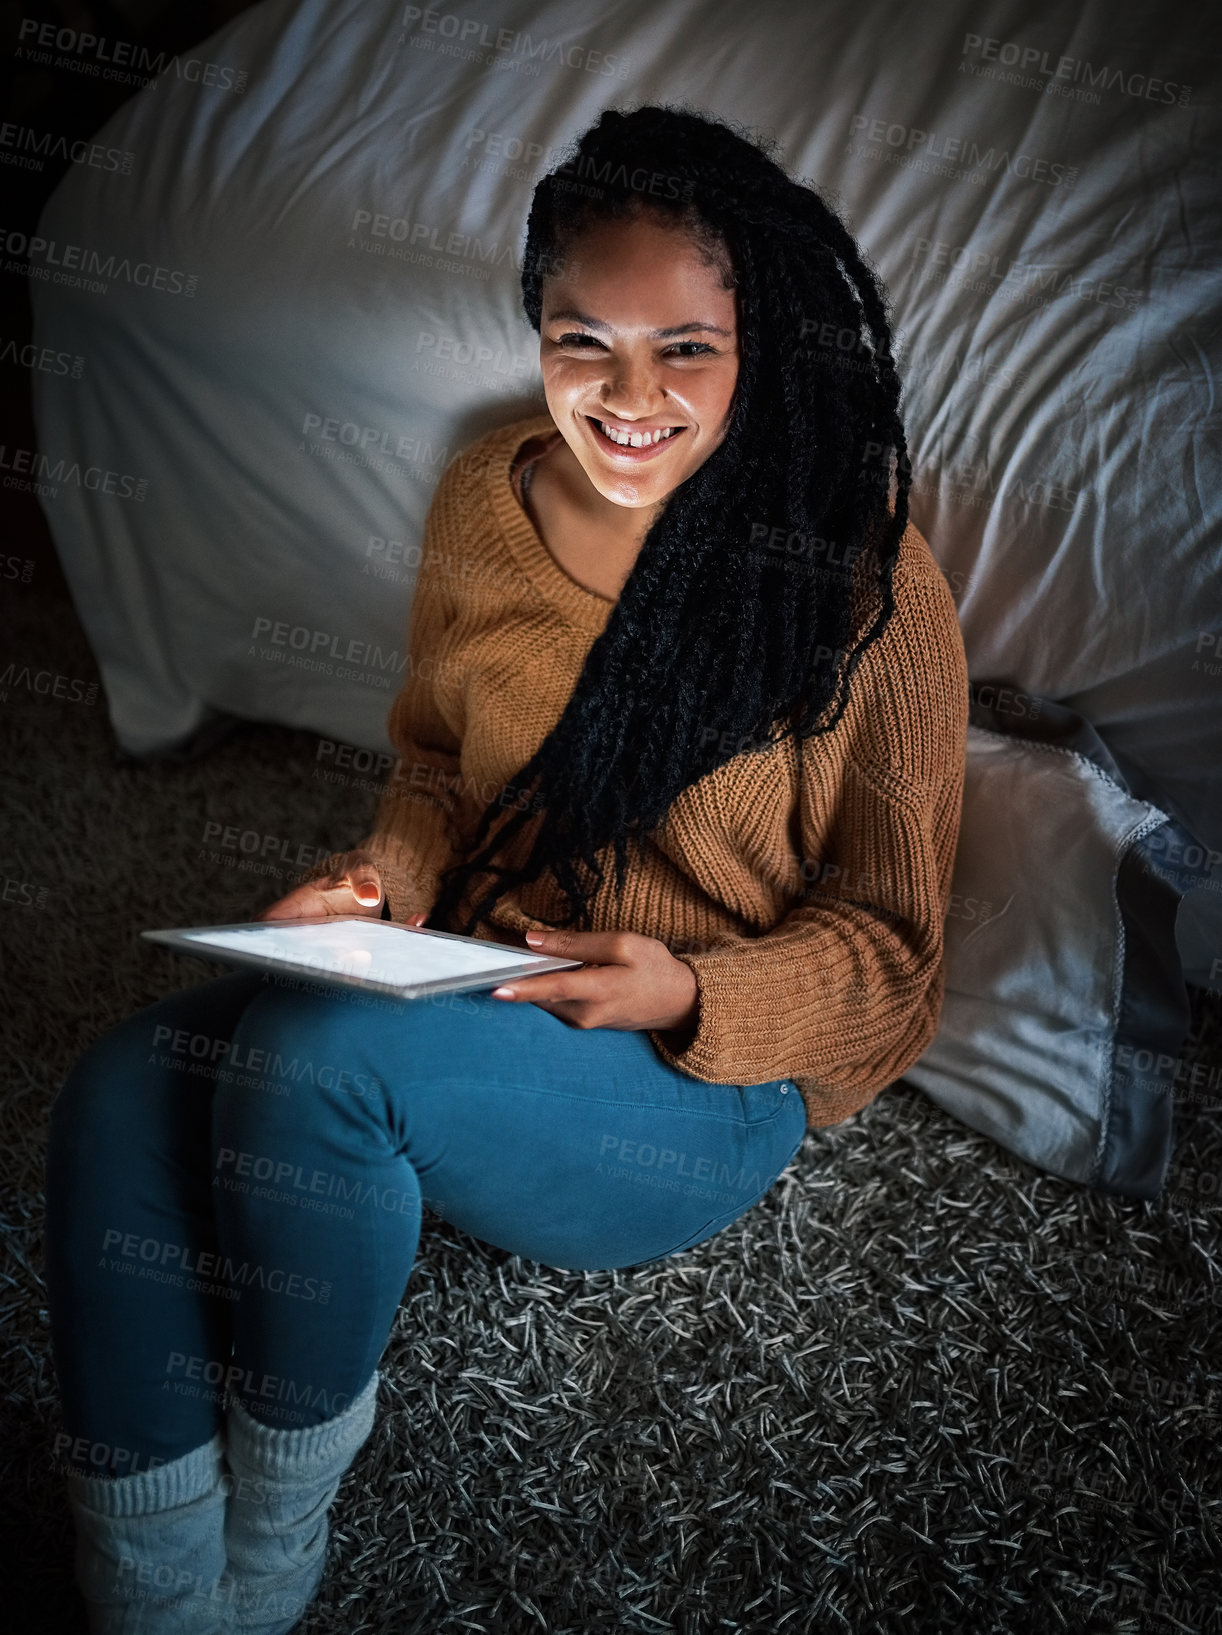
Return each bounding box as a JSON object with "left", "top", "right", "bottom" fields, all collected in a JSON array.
[{"left": 545, "top": 307, "right": 733, "bottom": 338}]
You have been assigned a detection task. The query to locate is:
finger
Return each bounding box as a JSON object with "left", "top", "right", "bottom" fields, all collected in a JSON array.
[
  {"left": 257, "top": 891, "right": 314, "bottom": 923},
  {"left": 512, "top": 998, "right": 585, "bottom": 1029},
  {"left": 339, "top": 862, "right": 382, "bottom": 909},
  {"left": 315, "top": 878, "right": 378, "bottom": 916},
  {"left": 490, "top": 969, "right": 606, "bottom": 1004},
  {"left": 522, "top": 927, "right": 631, "bottom": 964},
  {"left": 490, "top": 987, "right": 586, "bottom": 1029}
]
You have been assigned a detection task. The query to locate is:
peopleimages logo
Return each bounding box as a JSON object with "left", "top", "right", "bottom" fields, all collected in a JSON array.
[
  {"left": 347, "top": 208, "right": 531, "bottom": 278},
  {"left": 911, "top": 236, "right": 1142, "bottom": 313},
  {"left": 398, "top": 6, "right": 630, "bottom": 79},
  {"left": 0, "top": 122, "right": 134, "bottom": 174},
  {"left": 164, "top": 1354, "right": 353, "bottom": 1421},
  {"left": 100, "top": 1229, "right": 330, "bottom": 1303},
  {"left": 0, "top": 336, "right": 83, "bottom": 378},
  {"left": 249, "top": 616, "right": 407, "bottom": 677},
  {"left": 0, "top": 444, "right": 147, "bottom": 502},
  {"left": 15, "top": 18, "right": 248, "bottom": 93},
  {"left": 0, "top": 228, "right": 197, "bottom": 297},
  {"left": 553, "top": 154, "right": 694, "bottom": 203},
  {"left": 960, "top": 33, "right": 1191, "bottom": 107},
  {"left": 847, "top": 114, "right": 1078, "bottom": 188},
  {"left": 0, "top": 664, "right": 98, "bottom": 705}
]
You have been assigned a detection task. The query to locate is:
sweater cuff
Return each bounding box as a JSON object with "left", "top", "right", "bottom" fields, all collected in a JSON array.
[
  {"left": 646, "top": 952, "right": 723, "bottom": 1082},
  {"left": 293, "top": 838, "right": 448, "bottom": 925},
  {"left": 363, "top": 843, "right": 446, "bottom": 924},
  {"left": 361, "top": 837, "right": 458, "bottom": 928},
  {"left": 647, "top": 945, "right": 807, "bottom": 1086}
]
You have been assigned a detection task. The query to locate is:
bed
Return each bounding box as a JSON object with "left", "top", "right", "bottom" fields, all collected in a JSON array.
[{"left": 27, "top": 0, "right": 1220, "bottom": 1189}]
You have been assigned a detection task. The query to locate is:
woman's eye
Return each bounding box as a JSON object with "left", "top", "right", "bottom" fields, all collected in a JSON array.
[{"left": 552, "top": 333, "right": 714, "bottom": 357}]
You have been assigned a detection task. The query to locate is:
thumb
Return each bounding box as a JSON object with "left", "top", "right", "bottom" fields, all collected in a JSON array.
[{"left": 341, "top": 862, "right": 382, "bottom": 908}]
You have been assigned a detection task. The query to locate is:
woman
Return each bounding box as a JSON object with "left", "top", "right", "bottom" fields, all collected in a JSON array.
[{"left": 45, "top": 104, "right": 968, "bottom": 1632}]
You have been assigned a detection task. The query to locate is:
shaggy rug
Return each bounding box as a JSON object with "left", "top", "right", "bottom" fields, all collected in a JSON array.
[{"left": 2, "top": 571, "right": 1219, "bottom": 1635}]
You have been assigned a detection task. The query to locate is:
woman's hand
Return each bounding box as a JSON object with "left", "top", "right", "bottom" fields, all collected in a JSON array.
[
  {"left": 490, "top": 928, "right": 699, "bottom": 1040},
  {"left": 257, "top": 848, "right": 390, "bottom": 922}
]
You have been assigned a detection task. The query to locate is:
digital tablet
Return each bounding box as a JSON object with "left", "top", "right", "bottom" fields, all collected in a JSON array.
[{"left": 141, "top": 916, "right": 583, "bottom": 1000}]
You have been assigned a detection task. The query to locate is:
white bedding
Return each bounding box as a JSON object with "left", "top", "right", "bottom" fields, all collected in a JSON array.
[{"left": 28, "top": 0, "right": 1221, "bottom": 976}]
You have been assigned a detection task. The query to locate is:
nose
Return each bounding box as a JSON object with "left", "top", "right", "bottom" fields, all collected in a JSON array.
[{"left": 600, "top": 352, "right": 666, "bottom": 417}]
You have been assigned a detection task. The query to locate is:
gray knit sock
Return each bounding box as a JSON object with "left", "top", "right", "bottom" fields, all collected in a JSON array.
[
  {"left": 223, "top": 1372, "right": 379, "bottom": 1634},
  {"left": 65, "top": 1434, "right": 232, "bottom": 1633}
]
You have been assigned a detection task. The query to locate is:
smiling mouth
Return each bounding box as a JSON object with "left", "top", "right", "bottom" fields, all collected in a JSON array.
[{"left": 586, "top": 415, "right": 687, "bottom": 455}]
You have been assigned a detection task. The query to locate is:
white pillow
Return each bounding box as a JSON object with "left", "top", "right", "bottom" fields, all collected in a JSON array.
[{"left": 905, "top": 701, "right": 1194, "bottom": 1199}]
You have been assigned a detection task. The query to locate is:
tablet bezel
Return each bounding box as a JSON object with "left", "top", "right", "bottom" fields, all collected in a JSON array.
[{"left": 141, "top": 915, "right": 584, "bottom": 1000}]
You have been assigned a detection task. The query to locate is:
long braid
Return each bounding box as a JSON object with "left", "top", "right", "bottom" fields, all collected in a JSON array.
[{"left": 426, "top": 104, "right": 911, "bottom": 939}]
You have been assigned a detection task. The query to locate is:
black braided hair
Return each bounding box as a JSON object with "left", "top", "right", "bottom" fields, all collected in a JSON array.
[{"left": 426, "top": 103, "right": 910, "bottom": 940}]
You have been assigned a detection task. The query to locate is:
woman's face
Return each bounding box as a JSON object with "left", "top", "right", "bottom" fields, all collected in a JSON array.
[{"left": 537, "top": 210, "right": 740, "bottom": 514}]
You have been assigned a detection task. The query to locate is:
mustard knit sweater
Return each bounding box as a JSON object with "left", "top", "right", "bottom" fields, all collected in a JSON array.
[{"left": 348, "top": 412, "right": 968, "bottom": 1130}]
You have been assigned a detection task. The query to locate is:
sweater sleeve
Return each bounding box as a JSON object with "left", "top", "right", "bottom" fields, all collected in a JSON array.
[
  {"left": 647, "top": 563, "right": 968, "bottom": 1126},
  {"left": 295, "top": 465, "right": 470, "bottom": 922},
  {"left": 356, "top": 498, "right": 467, "bottom": 925}
]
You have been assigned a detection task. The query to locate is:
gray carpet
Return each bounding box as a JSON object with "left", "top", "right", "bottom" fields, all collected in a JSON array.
[{"left": 3, "top": 574, "right": 1220, "bottom": 1635}]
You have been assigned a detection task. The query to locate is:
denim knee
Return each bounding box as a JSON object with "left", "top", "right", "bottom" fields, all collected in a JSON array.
[
  {"left": 210, "top": 984, "right": 388, "bottom": 1157},
  {"left": 48, "top": 1015, "right": 171, "bottom": 1218}
]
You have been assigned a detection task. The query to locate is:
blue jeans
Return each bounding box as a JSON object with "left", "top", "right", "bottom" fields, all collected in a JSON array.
[{"left": 44, "top": 967, "right": 807, "bottom": 1474}]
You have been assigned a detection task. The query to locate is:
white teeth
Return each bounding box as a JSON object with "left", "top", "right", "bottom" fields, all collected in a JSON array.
[{"left": 597, "top": 419, "right": 680, "bottom": 447}]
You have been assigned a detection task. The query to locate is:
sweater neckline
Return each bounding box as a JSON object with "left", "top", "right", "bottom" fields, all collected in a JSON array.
[{"left": 487, "top": 413, "right": 617, "bottom": 633}]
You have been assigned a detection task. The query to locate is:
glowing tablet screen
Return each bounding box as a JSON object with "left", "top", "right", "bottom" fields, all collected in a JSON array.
[{"left": 174, "top": 919, "right": 554, "bottom": 989}]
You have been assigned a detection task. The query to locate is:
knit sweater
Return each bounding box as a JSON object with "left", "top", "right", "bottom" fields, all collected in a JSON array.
[{"left": 337, "top": 412, "right": 968, "bottom": 1130}]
